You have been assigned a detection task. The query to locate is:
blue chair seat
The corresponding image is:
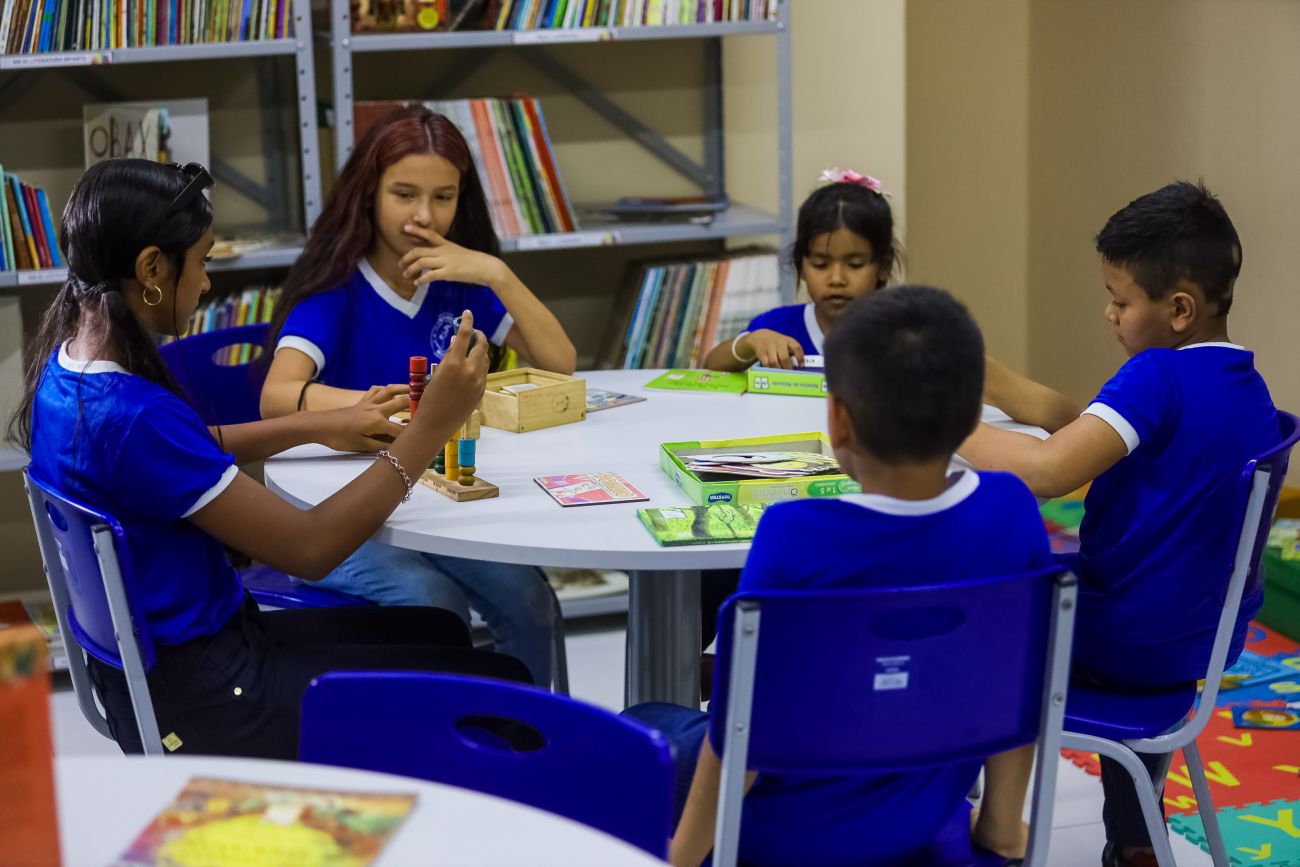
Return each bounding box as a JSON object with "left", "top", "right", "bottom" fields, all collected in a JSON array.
[
  {"left": 241, "top": 565, "right": 372, "bottom": 610},
  {"left": 1064, "top": 682, "right": 1195, "bottom": 742}
]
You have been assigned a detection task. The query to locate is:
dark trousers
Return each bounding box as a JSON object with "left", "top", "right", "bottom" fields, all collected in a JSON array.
[
  {"left": 1073, "top": 668, "right": 1194, "bottom": 848},
  {"left": 89, "top": 594, "right": 531, "bottom": 759}
]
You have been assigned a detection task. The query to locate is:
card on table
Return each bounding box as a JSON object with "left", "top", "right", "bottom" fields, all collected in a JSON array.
[
  {"left": 534, "top": 472, "right": 649, "bottom": 507},
  {"left": 585, "top": 388, "right": 647, "bottom": 413}
]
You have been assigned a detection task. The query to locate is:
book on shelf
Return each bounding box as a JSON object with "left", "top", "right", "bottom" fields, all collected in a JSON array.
[
  {"left": 356, "top": 98, "right": 578, "bottom": 239},
  {"left": 160, "top": 282, "right": 281, "bottom": 363},
  {"left": 600, "top": 248, "right": 780, "bottom": 370},
  {"left": 347, "top": 0, "right": 776, "bottom": 38},
  {"left": 83, "top": 99, "right": 209, "bottom": 170},
  {"left": 0, "top": 166, "right": 62, "bottom": 272},
  {"left": 2, "top": 0, "right": 290, "bottom": 53}
]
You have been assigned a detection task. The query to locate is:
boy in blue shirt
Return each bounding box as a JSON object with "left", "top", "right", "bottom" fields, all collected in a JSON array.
[
  {"left": 630, "top": 286, "right": 1053, "bottom": 866},
  {"left": 959, "top": 181, "right": 1280, "bottom": 867}
]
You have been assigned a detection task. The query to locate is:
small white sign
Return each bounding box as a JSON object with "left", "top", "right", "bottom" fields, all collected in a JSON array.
[
  {"left": 873, "top": 672, "right": 909, "bottom": 691},
  {"left": 874, "top": 654, "right": 911, "bottom": 691},
  {"left": 513, "top": 28, "right": 612, "bottom": 45},
  {"left": 512, "top": 230, "right": 619, "bottom": 251},
  {"left": 0, "top": 51, "right": 110, "bottom": 69},
  {"left": 17, "top": 268, "right": 67, "bottom": 286}
]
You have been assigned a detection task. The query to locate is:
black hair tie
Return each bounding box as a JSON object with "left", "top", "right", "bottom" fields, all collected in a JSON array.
[{"left": 297, "top": 379, "right": 316, "bottom": 412}]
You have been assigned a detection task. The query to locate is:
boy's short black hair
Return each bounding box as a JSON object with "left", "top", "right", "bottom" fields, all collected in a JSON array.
[
  {"left": 1095, "top": 180, "right": 1241, "bottom": 316},
  {"left": 825, "top": 285, "right": 984, "bottom": 463}
]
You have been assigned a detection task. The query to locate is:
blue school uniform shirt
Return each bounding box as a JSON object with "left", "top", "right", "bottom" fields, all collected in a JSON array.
[
  {"left": 746, "top": 303, "right": 824, "bottom": 358},
  {"left": 1075, "top": 343, "right": 1279, "bottom": 685},
  {"left": 276, "top": 259, "right": 514, "bottom": 389},
  {"left": 29, "top": 345, "right": 243, "bottom": 648},
  {"left": 726, "top": 470, "right": 1052, "bottom": 866}
]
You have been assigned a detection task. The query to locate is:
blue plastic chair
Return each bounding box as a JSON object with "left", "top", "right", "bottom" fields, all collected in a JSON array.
[
  {"left": 22, "top": 469, "right": 164, "bottom": 755},
  {"left": 711, "top": 565, "right": 1079, "bottom": 867},
  {"left": 160, "top": 323, "right": 372, "bottom": 614},
  {"left": 1060, "top": 410, "right": 1300, "bottom": 867},
  {"left": 160, "top": 322, "right": 270, "bottom": 426},
  {"left": 300, "top": 671, "right": 675, "bottom": 857}
]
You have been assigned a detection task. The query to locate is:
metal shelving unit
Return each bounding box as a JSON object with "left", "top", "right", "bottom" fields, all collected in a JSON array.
[
  {"left": 0, "top": 0, "right": 323, "bottom": 281},
  {"left": 327, "top": 1, "right": 794, "bottom": 281}
]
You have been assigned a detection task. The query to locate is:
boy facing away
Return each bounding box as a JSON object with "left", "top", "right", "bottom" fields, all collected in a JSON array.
[
  {"left": 959, "top": 181, "right": 1280, "bottom": 867},
  {"left": 629, "top": 286, "right": 1053, "bottom": 866}
]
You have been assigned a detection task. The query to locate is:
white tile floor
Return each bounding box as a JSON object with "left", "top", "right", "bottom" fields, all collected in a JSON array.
[{"left": 50, "top": 618, "right": 1215, "bottom": 866}]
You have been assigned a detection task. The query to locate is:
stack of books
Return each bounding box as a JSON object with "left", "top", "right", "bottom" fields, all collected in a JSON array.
[
  {"left": 491, "top": 0, "right": 778, "bottom": 29},
  {"left": 1, "top": 0, "right": 291, "bottom": 54},
  {"left": 606, "top": 249, "right": 781, "bottom": 370},
  {"left": 0, "top": 166, "right": 62, "bottom": 274},
  {"left": 356, "top": 99, "right": 578, "bottom": 240}
]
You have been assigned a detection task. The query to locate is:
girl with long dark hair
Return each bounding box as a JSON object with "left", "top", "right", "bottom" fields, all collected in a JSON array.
[
  {"left": 260, "top": 105, "right": 574, "bottom": 686},
  {"left": 14, "top": 158, "right": 528, "bottom": 757}
]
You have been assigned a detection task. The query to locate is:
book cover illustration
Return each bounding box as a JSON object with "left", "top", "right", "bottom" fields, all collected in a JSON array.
[
  {"left": 534, "top": 472, "right": 648, "bottom": 507},
  {"left": 111, "top": 776, "right": 416, "bottom": 867},
  {"left": 644, "top": 369, "right": 747, "bottom": 394},
  {"left": 638, "top": 502, "right": 765, "bottom": 546},
  {"left": 1231, "top": 704, "right": 1300, "bottom": 731},
  {"left": 585, "top": 388, "right": 646, "bottom": 412},
  {"left": 684, "top": 451, "right": 840, "bottom": 479},
  {"left": 1219, "top": 649, "right": 1297, "bottom": 691}
]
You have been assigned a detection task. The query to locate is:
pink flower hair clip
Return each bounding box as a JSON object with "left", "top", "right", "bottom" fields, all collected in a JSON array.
[{"left": 818, "top": 167, "right": 891, "bottom": 198}]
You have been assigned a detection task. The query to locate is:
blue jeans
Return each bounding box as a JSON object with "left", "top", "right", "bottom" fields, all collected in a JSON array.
[
  {"left": 311, "top": 540, "right": 557, "bottom": 686},
  {"left": 623, "top": 702, "right": 711, "bottom": 825}
]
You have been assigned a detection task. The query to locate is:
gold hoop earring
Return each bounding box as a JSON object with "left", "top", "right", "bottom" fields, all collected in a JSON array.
[{"left": 143, "top": 284, "right": 164, "bottom": 307}]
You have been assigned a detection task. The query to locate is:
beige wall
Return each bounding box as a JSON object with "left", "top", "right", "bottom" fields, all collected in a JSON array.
[{"left": 906, "top": 0, "right": 1029, "bottom": 369}]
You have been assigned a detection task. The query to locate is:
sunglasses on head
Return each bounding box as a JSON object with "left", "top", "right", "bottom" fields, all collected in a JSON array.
[{"left": 160, "top": 161, "right": 213, "bottom": 220}]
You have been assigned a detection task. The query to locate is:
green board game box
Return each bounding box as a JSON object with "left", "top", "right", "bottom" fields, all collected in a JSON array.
[
  {"left": 659, "top": 432, "right": 861, "bottom": 506},
  {"left": 745, "top": 366, "right": 827, "bottom": 398}
]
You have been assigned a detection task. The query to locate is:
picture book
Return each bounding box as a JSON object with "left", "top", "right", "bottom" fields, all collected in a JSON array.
[
  {"left": 111, "top": 776, "right": 416, "bottom": 867},
  {"left": 1268, "top": 518, "right": 1300, "bottom": 561},
  {"left": 1231, "top": 704, "right": 1300, "bottom": 731},
  {"left": 534, "top": 471, "right": 648, "bottom": 507},
  {"left": 645, "top": 369, "right": 747, "bottom": 394},
  {"left": 1220, "top": 649, "right": 1296, "bottom": 691},
  {"left": 637, "top": 502, "right": 765, "bottom": 546},
  {"left": 585, "top": 387, "right": 646, "bottom": 412}
]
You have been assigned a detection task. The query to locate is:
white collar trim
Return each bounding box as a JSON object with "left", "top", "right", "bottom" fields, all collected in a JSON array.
[
  {"left": 359, "top": 258, "right": 428, "bottom": 320},
  {"left": 803, "top": 303, "right": 826, "bottom": 353},
  {"left": 1177, "top": 341, "right": 1247, "bottom": 351},
  {"left": 57, "top": 342, "right": 127, "bottom": 375},
  {"left": 841, "top": 470, "right": 981, "bottom": 516}
]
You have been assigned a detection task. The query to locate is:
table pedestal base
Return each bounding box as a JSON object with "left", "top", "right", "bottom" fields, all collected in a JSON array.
[{"left": 625, "top": 569, "right": 701, "bottom": 708}]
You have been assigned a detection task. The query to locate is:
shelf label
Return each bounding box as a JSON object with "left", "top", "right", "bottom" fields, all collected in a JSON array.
[
  {"left": 16, "top": 268, "right": 67, "bottom": 286},
  {"left": 512, "top": 230, "right": 620, "bottom": 251},
  {"left": 0, "top": 51, "right": 110, "bottom": 69},
  {"left": 512, "top": 28, "right": 613, "bottom": 45}
]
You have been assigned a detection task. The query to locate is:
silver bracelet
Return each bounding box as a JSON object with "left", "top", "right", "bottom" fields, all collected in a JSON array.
[
  {"left": 376, "top": 449, "right": 414, "bottom": 503},
  {"left": 731, "top": 331, "right": 755, "bottom": 364}
]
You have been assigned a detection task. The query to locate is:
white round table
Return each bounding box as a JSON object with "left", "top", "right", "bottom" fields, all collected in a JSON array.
[
  {"left": 57, "top": 755, "right": 666, "bottom": 866},
  {"left": 265, "top": 370, "right": 1043, "bottom": 706}
]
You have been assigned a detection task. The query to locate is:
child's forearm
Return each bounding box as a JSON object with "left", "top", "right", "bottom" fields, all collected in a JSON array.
[
  {"left": 261, "top": 378, "right": 367, "bottom": 418},
  {"left": 669, "top": 737, "right": 757, "bottom": 867},
  {"left": 984, "top": 357, "right": 1083, "bottom": 433},
  {"left": 494, "top": 268, "right": 576, "bottom": 374},
  {"left": 210, "top": 415, "right": 320, "bottom": 464},
  {"left": 958, "top": 416, "right": 1127, "bottom": 499},
  {"left": 703, "top": 336, "right": 752, "bottom": 372}
]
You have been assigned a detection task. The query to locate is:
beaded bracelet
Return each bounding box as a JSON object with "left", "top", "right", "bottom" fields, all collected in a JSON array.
[{"left": 376, "top": 449, "right": 414, "bottom": 503}]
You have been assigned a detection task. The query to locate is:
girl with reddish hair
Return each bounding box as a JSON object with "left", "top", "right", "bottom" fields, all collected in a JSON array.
[{"left": 261, "top": 105, "right": 575, "bottom": 686}]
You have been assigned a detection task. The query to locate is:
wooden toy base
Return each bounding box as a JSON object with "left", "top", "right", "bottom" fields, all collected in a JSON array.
[{"left": 419, "top": 470, "right": 499, "bottom": 502}]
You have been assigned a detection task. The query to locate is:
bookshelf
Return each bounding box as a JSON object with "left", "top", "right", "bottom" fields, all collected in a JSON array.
[
  {"left": 0, "top": 0, "right": 324, "bottom": 288},
  {"left": 326, "top": 0, "right": 794, "bottom": 276}
]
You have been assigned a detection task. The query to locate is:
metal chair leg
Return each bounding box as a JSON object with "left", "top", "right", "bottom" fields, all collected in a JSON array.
[
  {"left": 1184, "top": 740, "right": 1229, "bottom": 866},
  {"left": 1101, "top": 742, "right": 1178, "bottom": 867}
]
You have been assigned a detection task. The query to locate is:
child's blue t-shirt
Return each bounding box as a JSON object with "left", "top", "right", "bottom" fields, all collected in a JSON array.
[
  {"left": 29, "top": 345, "right": 244, "bottom": 648},
  {"left": 276, "top": 259, "right": 514, "bottom": 389},
  {"left": 746, "top": 303, "right": 824, "bottom": 357},
  {"left": 727, "top": 470, "right": 1053, "bottom": 866},
  {"left": 1076, "top": 343, "right": 1279, "bottom": 685}
]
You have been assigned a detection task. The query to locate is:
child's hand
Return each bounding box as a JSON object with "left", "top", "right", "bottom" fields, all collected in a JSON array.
[
  {"left": 420, "top": 310, "right": 489, "bottom": 429},
  {"left": 743, "top": 329, "right": 805, "bottom": 369},
  {"left": 400, "top": 225, "right": 507, "bottom": 289},
  {"left": 317, "top": 386, "right": 409, "bottom": 452}
]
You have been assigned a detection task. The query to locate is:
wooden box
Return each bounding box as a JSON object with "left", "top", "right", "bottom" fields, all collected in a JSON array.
[{"left": 480, "top": 368, "right": 586, "bottom": 433}]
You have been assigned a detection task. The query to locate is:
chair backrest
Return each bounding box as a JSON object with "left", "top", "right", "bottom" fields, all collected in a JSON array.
[
  {"left": 22, "top": 469, "right": 164, "bottom": 754},
  {"left": 1185, "top": 410, "right": 1300, "bottom": 722},
  {"left": 159, "top": 323, "right": 270, "bottom": 425},
  {"left": 300, "top": 671, "right": 676, "bottom": 858},
  {"left": 710, "top": 566, "right": 1077, "bottom": 867}
]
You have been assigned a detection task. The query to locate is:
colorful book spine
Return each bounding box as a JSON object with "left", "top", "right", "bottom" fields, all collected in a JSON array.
[{"left": 0, "top": 165, "right": 14, "bottom": 272}]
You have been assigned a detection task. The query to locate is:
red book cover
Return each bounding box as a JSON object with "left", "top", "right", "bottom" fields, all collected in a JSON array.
[
  {"left": 21, "top": 183, "right": 50, "bottom": 268},
  {"left": 519, "top": 96, "right": 575, "bottom": 232}
]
